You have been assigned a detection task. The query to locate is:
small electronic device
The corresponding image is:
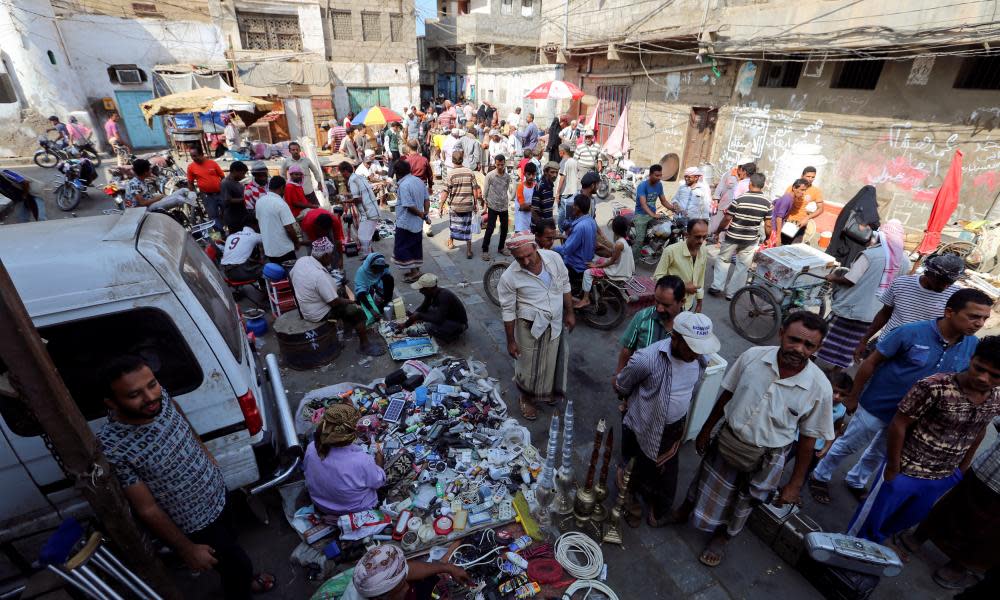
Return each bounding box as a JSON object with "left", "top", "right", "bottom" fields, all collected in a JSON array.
[
  {"left": 805, "top": 532, "right": 903, "bottom": 577},
  {"left": 400, "top": 432, "right": 419, "bottom": 445},
  {"left": 382, "top": 397, "right": 406, "bottom": 424}
]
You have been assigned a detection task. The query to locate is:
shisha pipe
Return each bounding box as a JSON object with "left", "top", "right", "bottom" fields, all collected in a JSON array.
[
  {"left": 574, "top": 419, "right": 606, "bottom": 525},
  {"left": 591, "top": 426, "right": 614, "bottom": 522}
]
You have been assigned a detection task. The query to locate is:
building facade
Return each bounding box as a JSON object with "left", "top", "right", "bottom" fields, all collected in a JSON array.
[
  {"left": 428, "top": 0, "right": 1000, "bottom": 228},
  {"left": 0, "top": 0, "right": 419, "bottom": 156},
  {"left": 0, "top": 0, "right": 225, "bottom": 155}
]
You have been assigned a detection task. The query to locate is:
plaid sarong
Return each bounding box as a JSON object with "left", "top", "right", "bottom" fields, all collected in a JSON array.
[
  {"left": 685, "top": 433, "right": 786, "bottom": 537},
  {"left": 816, "top": 315, "right": 870, "bottom": 369},
  {"left": 449, "top": 211, "right": 474, "bottom": 241}
]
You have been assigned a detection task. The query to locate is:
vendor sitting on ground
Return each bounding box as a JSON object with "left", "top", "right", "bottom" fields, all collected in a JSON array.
[
  {"left": 289, "top": 239, "right": 386, "bottom": 357},
  {"left": 400, "top": 273, "right": 468, "bottom": 343},
  {"left": 303, "top": 403, "right": 385, "bottom": 516},
  {"left": 355, "top": 253, "right": 395, "bottom": 319},
  {"left": 343, "top": 544, "right": 471, "bottom": 600}
]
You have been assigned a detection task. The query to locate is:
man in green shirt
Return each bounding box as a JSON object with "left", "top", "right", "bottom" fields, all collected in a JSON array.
[{"left": 615, "top": 275, "right": 687, "bottom": 391}]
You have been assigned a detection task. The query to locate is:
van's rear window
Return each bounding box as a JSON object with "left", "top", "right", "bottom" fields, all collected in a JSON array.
[
  {"left": 179, "top": 236, "right": 243, "bottom": 363},
  {"left": 0, "top": 308, "right": 202, "bottom": 437}
]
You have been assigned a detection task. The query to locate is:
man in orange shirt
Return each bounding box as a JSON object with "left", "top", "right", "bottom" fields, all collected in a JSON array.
[
  {"left": 186, "top": 146, "right": 226, "bottom": 231},
  {"left": 781, "top": 166, "right": 824, "bottom": 244}
]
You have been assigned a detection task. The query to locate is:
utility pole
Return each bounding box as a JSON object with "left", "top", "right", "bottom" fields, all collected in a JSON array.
[
  {"left": 0, "top": 259, "right": 180, "bottom": 599},
  {"left": 563, "top": 0, "right": 569, "bottom": 50}
]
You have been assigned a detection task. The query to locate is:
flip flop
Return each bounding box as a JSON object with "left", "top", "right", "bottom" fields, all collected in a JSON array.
[
  {"left": 403, "top": 272, "right": 422, "bottom": 284},
  {"left": 699, "top": 538, "right": 727, "bottom": 568},
  {"left": 519, "top": 397, "right": 537, "bottom": 421},
  {"left": 846, "top": 484, "right": 868, "bottom": 502},
  {"left": 251, "top": 573, "right": 276, "bottom": 594},
  {"left": 932, "top": 565, "right": 974, "bottom": 590},
  {"left": 481, "top": 253, "right": 491, "bottom": 262},
  {"left": 647, "top": 510, "right": 673, "bottom": 528},
  {"left": 807, "top": 477, "right": 832, "bottom": 505}
]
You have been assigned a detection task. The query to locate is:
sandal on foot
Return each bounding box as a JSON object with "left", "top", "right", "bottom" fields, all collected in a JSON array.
[
  {"left": 403, "top": 272, "right": 422, "bottom": 284},
  {"left": 481, "top": 253, "right": 491, "bottom": 261},
  {"left": 932, "top": 565, "right": 974, "bottom": 590},
  {"left": 519, "top": 398, "right": 538, "bottom": 421},
  {"left": 251, "top": 573, "right": 276, "bottom": 594},
  {"left": 624, "top": 502, "right": 642, "bottom": 528},
  {"left": 846, "top": 484, "right": 867, "bottom": 502},
  {"left": 807, "top": 477, "right": 832, "bottom": 505},
  {"left": 699, "top": 538, "right": 727, "bottom": 568},
  {"left": 647, "top": 510, "right": 673, "bottom": 528}
]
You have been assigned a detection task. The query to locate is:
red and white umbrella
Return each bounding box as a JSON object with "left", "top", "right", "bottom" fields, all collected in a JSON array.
[{"left": 524, "top": 80, "right": 585, "bottom": 101}]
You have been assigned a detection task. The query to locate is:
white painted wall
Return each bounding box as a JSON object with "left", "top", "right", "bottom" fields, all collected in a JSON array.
[
  {"left": 0, "top": 0, "right": 88, "bottom": 115},
  {"left": 298, "top": 4, "right": 326, "bottom": 55},
  {"left": 475, "top": 65, "right": 563, "bottom": 124},
  {"left": 58, "top": 14, "right": 226, "bottom": 101}
]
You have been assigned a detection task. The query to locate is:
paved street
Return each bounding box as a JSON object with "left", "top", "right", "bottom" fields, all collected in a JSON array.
[{"left": 159, "top": 191, "right": 954, "bottom": 600}]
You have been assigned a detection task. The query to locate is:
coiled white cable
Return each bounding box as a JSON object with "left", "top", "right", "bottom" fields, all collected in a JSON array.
[
  {"left": 554, "top": 532, "right": 604, "bottom": 580},
  {"left": 562, "top": 579, "right": 620, "bottom": 600}
]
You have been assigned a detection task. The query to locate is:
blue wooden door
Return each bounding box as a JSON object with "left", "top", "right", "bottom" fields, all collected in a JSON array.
[{"left": 115, "top": 90, "right": 167, "bottom": 148}]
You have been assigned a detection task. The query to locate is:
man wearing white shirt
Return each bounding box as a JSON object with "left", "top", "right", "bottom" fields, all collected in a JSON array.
[
  {"left": 506, "top": 107, "right": 522, "bottom": 129},
  {"left": 254, "top": 176, "right": 300, "bottom": 264},
  {"left": 486, "top": 130, "right": 511, "bottom": 171},
  {"left": 221, "top": 220, "right": 264, "bottom": 281},
  {"left": 279, "top": 142, "right": 323, "bottom": 202},
  {"left": 340, "top": 161, "right": 382, "bottom": 256},
  {"left": 441, "top": 128, "right": 462, "bottom": 178},
  {"left": 671, "top": 167, "right": 713, "bottom": 220}
]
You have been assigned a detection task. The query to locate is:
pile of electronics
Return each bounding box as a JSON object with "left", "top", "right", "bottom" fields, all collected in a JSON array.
[
  {"left": 297, "top": 357, "right": 621, "bottom": 599},
  {"left": 292, "top": 359, "right": 541, "bottom": 556}
]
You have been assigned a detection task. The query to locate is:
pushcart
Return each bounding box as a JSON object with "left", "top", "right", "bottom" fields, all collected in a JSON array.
[{"left": 728, "top": 269, "right": 839, "bottom": 343}]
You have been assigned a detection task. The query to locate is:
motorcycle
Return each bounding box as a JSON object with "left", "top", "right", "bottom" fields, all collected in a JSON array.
[
  {"left": 53, "top": 158, "right": 98, "bottom": 211},
  {"left": 482, "top": 260, "right": 651, "bottom": 330},
  {"left": 596, "top": 154, "right": 646, "bottom": 200},
  {"left": 34, "top": 136, "right": 102, "bottom": 168},
  {"left": 609, "top": 205, "right": 687, "bottom": 265}
]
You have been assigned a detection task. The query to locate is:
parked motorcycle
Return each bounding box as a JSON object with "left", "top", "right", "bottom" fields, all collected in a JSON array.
[
  {"left": 596, "top": 154, "right": 645, "bottom": 200},
  {"left": 53, "top": 158, "right": 98, "bottom": 211}
]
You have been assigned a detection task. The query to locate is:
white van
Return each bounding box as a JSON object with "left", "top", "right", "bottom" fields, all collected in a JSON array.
[{"left": 0, "top": 211, "right": 300, "bottom": 580}]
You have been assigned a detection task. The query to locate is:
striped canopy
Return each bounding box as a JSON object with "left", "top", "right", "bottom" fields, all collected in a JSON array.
[{"left": 351, "top": 106, "right": 404, "bottom": 127}]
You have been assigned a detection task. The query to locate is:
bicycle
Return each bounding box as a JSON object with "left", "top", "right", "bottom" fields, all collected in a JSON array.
[{"left": 729, "top": 269, "right": 839, "bottom": 343}]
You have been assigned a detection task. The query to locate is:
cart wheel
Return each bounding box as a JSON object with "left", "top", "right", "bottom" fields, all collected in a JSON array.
[{"left": 729, "top": 285, "right": 781, "bottom": 343}]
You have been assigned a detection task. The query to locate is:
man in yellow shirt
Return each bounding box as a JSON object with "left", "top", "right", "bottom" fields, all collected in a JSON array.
[{"left": 653, "top": 219, "right": 710, "bottom": 312}]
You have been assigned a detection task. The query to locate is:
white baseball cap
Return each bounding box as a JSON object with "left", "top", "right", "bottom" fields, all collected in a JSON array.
[{"left": 672, "top": 312, "right": 720, "bottom": 355}]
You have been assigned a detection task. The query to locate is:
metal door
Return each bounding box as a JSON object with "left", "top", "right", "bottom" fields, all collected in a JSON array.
[
  {"left": 114, "top": 90, "right": 167, "bottom": 148},
  {"left": 347, "top": 87, "right": 390, "bottom": 114},
  {"left": 595, "top": 85, "right": 630, "bottom": 146},
  {"left": 681, "top": 108, "right": 719, "bottom": 170}
]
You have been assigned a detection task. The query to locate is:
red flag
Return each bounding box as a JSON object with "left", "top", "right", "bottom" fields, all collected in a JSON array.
[{"left": 917, "top": 149, "right": 964, "bottom": 255}]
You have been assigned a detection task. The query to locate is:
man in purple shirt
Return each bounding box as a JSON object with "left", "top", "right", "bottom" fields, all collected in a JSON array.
[
  {"left": 303, "top": 404, "right": 386, "bottom": 515},
  {"left": 773, "top": 178, "right": 809, "bottom": 244}
]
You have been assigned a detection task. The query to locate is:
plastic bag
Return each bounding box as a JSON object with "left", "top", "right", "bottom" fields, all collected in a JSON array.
[{"left": 310, "top": 568, "right": 355, "bottom": 600}]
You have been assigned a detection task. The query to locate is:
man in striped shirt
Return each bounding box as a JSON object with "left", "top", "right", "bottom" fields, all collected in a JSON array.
[
  {"left": 614, "top": 312, "right": 721, "bottom": 527},
  {"left": 575, "top": 129, "right": 603, "bottom": 182},
  {"left": 709, "top": 172, "right": 772, "bottom": 300}
]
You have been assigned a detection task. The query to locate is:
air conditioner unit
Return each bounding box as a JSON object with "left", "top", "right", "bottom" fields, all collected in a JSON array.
[{"left": 115, "top": 69, "right": 142, "bottom": 85}]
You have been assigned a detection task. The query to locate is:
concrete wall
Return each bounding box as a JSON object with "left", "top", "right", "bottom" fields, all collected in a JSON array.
[
  {"left": 426, "top": 0, "right": 541, "bottom": 48},
  {"left": 722, "top": 56, "right": 1000, "bottom": 227}
]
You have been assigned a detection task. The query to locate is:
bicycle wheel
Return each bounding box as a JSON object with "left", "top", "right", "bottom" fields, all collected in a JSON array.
[
  {"left": 55, "top": 183, "right": 81, "bottom": 211},
  {"left": 482, "top": 262, "right": 508, "bottom": 307},
  {"left": 33, "top": 150, "right": 59, "bottom": 168},
  {"left": 729, "top": 285, "right": 781, "bottom": 343}
]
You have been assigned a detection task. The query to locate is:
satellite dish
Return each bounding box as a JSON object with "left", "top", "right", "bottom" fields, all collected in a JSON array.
[{"left": 660, "top": 153, "right": 680, "bottom": 182}]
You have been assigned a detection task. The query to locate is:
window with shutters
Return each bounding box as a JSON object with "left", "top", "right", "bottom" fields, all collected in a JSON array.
[
  {"left": 237, "top": 11, "right": 302, "bottom": 51},
  {"left": 331, "top": 10, "right": 352, "bottom": 41},
  {"left": 390, "top": 13, "right": 403, "bottom": 42},
  {"left": 362, "top": 12, "right": 381, "bottom": 42}
]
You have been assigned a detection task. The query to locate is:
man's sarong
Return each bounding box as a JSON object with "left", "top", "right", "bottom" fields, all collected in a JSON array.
[
  {"left": 513, "top": 319, "right": 567, "bottom": 403},
  {"left": 685, "top": 435, "right": 786, "bottom": 537}
]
